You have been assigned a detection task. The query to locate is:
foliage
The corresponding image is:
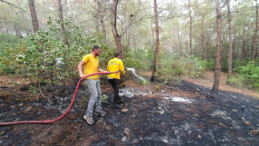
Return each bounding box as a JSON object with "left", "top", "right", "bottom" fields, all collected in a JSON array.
[
  {"left": 227, "top": 62, "right": 259, "bottom": 92},
  {"left": 0, "top": 34, "right": 23, "bottom": 74},
  {"left": 205, "top": 59, "right": 215, "bottom": 70},
  {"left": 227, "top": 77, "right": 245, "bottom": 89},
  {"left": 157, "top": 54, "right": 209, "bottom": 81},
  {"left": 123, "top": 49, "right": 153, "bottom": 71},
  {"left": 0, "top": 33, "right": 20, "bottom": 45},
  {"left": 221, "top": 59, "right": 252, "bottom": 73},
  {"left": 238, "top": 62, "right": 259, "bottom": 90},
  {"left": 23, "top": 18, "right": 114, "bottom": 86},
  {"left": 232, "top": 60, "right": 252, "bottom": 72},
  {"left": 0, "top": 18, "right": 114, "bottom": 92}
]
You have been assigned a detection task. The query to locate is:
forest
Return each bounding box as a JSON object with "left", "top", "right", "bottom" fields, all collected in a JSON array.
[{"left": 0, "top": 0, "right": 259, "bottom": 145}]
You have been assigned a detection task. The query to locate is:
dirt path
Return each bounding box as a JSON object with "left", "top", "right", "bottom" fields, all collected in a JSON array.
[
  {"left": 0, "top": 75, "right": 258, "bottom": 145},
  {"left": 184, "top": 71, "right": 259, "bottom": 99}
]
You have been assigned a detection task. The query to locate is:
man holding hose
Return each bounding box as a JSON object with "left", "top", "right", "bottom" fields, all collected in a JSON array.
[
  {"left": 77, "top": 45, "right": 109, "bottom": 125},
  {"left": 107, "top": 52, "right": 125, "bottom": 109}
]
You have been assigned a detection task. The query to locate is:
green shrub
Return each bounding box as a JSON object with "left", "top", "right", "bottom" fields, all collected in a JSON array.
[
  {"left": 0, "top": 34, "right": 22, "bottom": 74},
  {"left": 238, "top": 62, "right": 259, "bottom": 90},
  {"left": 0, "top": 18, "right": 114, "bottom": 93},
  {"left": 156, "top": 55, "right": 209, "bottom": 81},
  {"left": 21, "top": 18, "right": 115, "bottom": 86},
  {"left": 227, "top": 77, "right": 244, "bottom": 88},
  {"left": 123, "top": 49, "right": 152, "bottom": 71},
  {"left": 232, "top": 59, "right": 250, "bottom": 72}
]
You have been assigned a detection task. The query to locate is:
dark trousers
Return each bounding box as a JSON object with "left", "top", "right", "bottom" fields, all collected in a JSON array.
[{"left": 108, "top": 79, "right": 121, "bottom": 103}]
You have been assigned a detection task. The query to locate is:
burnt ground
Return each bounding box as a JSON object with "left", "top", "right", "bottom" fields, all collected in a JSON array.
[{"left": 0, "top": 77, "right": 259, "bottom": 146}]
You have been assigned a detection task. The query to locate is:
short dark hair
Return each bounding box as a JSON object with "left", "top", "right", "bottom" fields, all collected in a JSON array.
[
  {"left": 92, "top": 45, "right": 100, "bottom": 51},
  {"left": 114, "top": 52, "right": 120, "bottom": 57}
]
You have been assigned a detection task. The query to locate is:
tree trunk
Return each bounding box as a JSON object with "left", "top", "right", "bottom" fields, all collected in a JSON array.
[
  {"left": 177, "top": 32, "right": 182, "bottom": 56},
  {"left": 150, "top": 0, "right": 159, "bottom": 82},
  {"left": 16, "top": 0, "right": 31, "bottom": 33},
  {"left": 188, "top": 0, "right": 192, "bottom": 55},
  {"left": 14, "top": 24, "right": 20, "bottom": 37},
  {"left": 133, "top": 25, "right": 137, "bottom": 50},
  {"left": 28, "top": 0, "right": 39, "bottom": 33},
  {"left": 58, "top": 0, "right": 69, "bottom": 47},
  {"left": 111, "top": 0, "right": 123, "bottom": 58},
  {"left": 233, "top": 36, "right": 236, "bottom": 60},
  {"left": 235, "top": 37, "right": 240, "bottom": 59},
  {"left": 212, "top": 0, "right": 222, "bottom": 94},
  {"left": 252, "top": 0, "right": 258, "bottom": 61},
  {"left": 241, "top": 26, "right": 247, "bottom": 59},
  {"left": 97, "top": 0, "right": 106, "bottom": 40},
  {"left": 227, "top": 0, "right": 233, "bottom": 83},
  {"left": 4, "top": 18, "right": 9, "bottom": 35},
  {"left": 206, "top": 38, "right": 210, "bottom": 61},
  {"left": 201, "top": 17, "right": 205, "bottom": 60},
  {"left": 151, "top": 22, "right": 155, "bottom": 49},
  {"left": 95, "top": 3, "right": 100, "bottom": 33},
  {"left": 126, "top": 25, "right": 131, "bottom": 52}
]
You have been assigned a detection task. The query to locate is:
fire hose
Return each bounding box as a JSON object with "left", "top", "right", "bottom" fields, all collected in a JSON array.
[{"left": 0, "top": 71, "right": 118, "bottom": 126}]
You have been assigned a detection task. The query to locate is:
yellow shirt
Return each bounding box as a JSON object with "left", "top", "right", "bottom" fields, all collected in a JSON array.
[
  {"left": 107, "top": 57, "right": 125, "bottom": 79},
  {"left": 82, "top": 54, "right": 99, "bottom": 80}
]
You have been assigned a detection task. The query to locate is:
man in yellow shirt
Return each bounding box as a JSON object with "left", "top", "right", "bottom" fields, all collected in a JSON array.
[
  {"left": 77, "top": 45, "right": 109, "bottom": 125},
  {"left": 107, "top": 52, "right": 125, "bottom": 109}
]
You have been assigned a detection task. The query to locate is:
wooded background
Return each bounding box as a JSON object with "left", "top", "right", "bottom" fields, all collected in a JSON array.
[{"left": 0, "top": 0, "right": 258, "bottom": 93}]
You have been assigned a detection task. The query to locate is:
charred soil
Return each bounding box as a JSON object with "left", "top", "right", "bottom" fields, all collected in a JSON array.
[{"left": 0, "top": 75, "right": 258, "bottom": 146}]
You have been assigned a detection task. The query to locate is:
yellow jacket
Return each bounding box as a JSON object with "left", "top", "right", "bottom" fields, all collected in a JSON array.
[{"left": 107, "top": 57, "right": 125, "bottom": 79}]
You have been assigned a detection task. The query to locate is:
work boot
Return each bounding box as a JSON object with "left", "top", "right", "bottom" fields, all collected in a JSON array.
[
  {"left": 94, "top": 110, "right": 107, "bottom": 117},
  {"left": 112, "top": 104, "right": 122, "bottom": 109},
  {"left": 84, "top": 115, "right": 94, "bottom": 125}
]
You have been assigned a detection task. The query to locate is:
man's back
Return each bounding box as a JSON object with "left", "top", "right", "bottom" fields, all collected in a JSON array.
[{"left": 107, "top": 57, "right": 125, "bottom": 79}]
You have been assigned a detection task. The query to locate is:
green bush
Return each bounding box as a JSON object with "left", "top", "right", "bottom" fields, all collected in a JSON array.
[
  {"left": 0, "top": 18, "right": 114, "bottom": 90},
  {"left": 22, "top": 18, "right": 115, "bottom": 86},
  {"left": 232, "top": 59, "right": 250, "bottom": 72},
  {"left": 205, "top": 59, "right": 215, "bottom": 70},
  {"left": 123, "top": 49, "right": 152, "bottom": 71},
  {"left": 0, "top": 33, "right": 20, "bottom": 45},
  {"left": 227, "top": 76, "right": 244, "bottom": 89},
  {"left": 238, "top": 62, "right": 259, "bottom": 90},
  {"left": 0, "top": 34, "right": 22, "bottom": 74},
  {"left": 156, "top": 55, "right": 209, "bottom": 81}
]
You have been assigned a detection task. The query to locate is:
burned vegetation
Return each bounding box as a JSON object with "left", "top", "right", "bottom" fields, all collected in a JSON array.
[{"left": 0, "top": 78, "right": 259, "bottom": 146}]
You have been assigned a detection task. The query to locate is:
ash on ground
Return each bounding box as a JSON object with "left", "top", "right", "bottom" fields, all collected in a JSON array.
[{"left": 0, "top": 80, "right": 258, "bottom": 145}]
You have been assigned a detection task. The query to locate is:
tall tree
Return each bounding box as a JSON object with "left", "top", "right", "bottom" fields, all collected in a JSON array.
[
  {"left": 95, "top": 0, "right": 106, "bottom": 40},
  {"left": 16, "top": 0, "right": 31, "bottom": 33},
  {"left": 227, "top": 0, "right": 233, "bottom": 83},
  {"left": 212, "top": 0, "right": 222, "bottom": 94},
  {"left": 58, "top": 0, "right": 69, "bottom": 47},
  {"left": 150, "top": 0, "right": 159, "bottom": 82},
  {"left": 111, "top": 0, "right": 139, "bottom": 58},
  {"left": 201, "top": 16, "right": 205, "bottom": 60},
  {"left": 4, "top": 18, "right": 9, "bottom": 35},
  {"left": 111, "top": 0, "right": 123, "bottom": 58},
  {"left": 188, "top": 0, "right": 192, "bottom": 55},
  {"left": 241, "top": 26, "right": 247, "bottom": 59},
  {"left": 252, "top": 0, "right": 258, "bottom": 61},
  {"left": 28, "top": 0, "right": 39, "bottom": 33}
]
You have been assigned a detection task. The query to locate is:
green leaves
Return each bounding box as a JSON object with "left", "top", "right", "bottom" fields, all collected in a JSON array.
[
  {"left": 0, "top": 18, "right": 114, "bottom": 93},
  {"left": 238, "top": 62, "right": 259, "bottom": 90}
]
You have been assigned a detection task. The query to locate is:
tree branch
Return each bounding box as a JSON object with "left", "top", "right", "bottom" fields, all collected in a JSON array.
[{"left": 0, "top": 0, "right": 27, "bottom": 12}]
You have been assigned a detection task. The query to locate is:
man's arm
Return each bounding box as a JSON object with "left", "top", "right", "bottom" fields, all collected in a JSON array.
[{"left": 77, "top": 61, "right": 85, "bottom": 78}]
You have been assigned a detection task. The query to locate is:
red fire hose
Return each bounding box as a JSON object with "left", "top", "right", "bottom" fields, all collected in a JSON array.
[{"left": 0, "top": 71, "right": 118, "bottom": 126}]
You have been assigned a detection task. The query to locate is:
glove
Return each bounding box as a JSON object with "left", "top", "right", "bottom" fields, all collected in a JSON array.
[{"left": 125, "top": 68, "right": 127, "bottom": 71}]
